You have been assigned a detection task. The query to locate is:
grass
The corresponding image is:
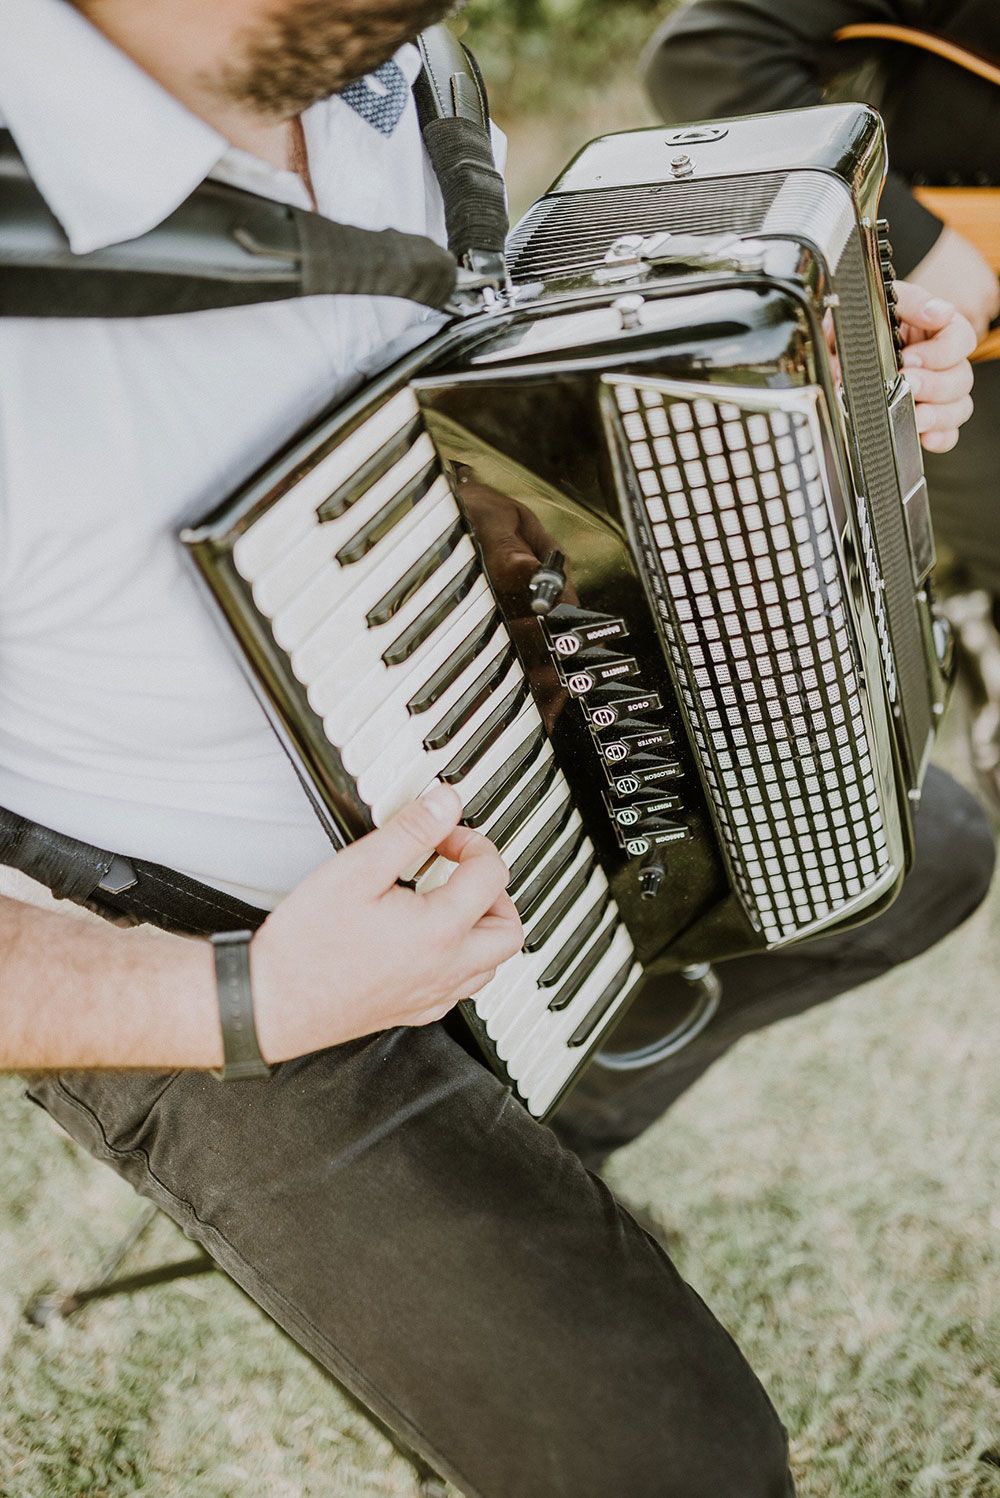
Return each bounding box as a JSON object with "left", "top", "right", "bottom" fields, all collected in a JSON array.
[
  {"left": 3, "top": 706, "right": 998, "bottom": 1497},
  {"left": 3, "top": 23, "right": 1000, "bottom": 1498}
]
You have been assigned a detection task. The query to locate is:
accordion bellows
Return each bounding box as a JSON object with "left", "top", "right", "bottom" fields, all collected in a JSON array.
[{"left": 183, "top": 105, "right": 951, "bottom": 1116}]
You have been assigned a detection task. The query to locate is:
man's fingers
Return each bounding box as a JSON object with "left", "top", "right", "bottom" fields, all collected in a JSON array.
[
  {"left": 915, "top": 394, "right": 974, "bottom": 435},
  {"left": 465, "top": 968, "right": 499, "bottom": 997},
  {"left": 921, "top": 427, "right": 961, "bottom": 455},
  {"left": 457, "top": 913, "right": 525, "bottom": 973},
  {"left": 408, "top": 969, "right": 499, "bottom": 1025},
  {"left": 353, "top": 783, "right": 463, "bottom": 892},
  {"left": 894, "top": 283, "right": 955, "bottom": 332},
  {"left": 424, "top": 830, "right": 511, "bottom": 931},
  {"left": 901, "top": 315, "right": 978, "bottom": 371},
  {"left": 905, "top": 362, "right": 974, "bottom": 406}
]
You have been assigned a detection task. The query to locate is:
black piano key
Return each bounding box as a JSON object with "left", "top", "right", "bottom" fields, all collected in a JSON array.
[
  {"left": 406, "top": 610, "right": 499, "bottom": 716},
  {"left": 546, "top": 920, "right": 617, "bottom": 1014},
  {"left": 507, "top": 797, "right": 574, "bottom": 897},
  {"left": 567, "top": 954, "right": 636, "bottom": 1048},
  {"left": 517, "top": 825, "right": 589, "bottom": 929},
  {"left": 366, "top": 519, "right": 465, "bottom": 627},
  {"left": 538, "top": 889, "right": 612, "bottom": 990},
  {"left": 463, "top": 725, "right": 547, "bottom": 829},
  {"left": 439, "top": 680, "right": 531, "bottom": 785},
  {"left": 316, "top": 415, "right": 423, "bottom": 522},
  {"left": 382, "top": 558, "right": 479, "bottom": 667},
  {"left": 423, "top": 643, "right": 517, "bottom": 752},
  {"left": 336, "top": 459, "right": 438, "bottom": 565},
  {"left": 485, "top": 756, "right": 559, "bottom": 855},
  {"left": 523, "top": 851, "right": 597, "bottom": 953}
]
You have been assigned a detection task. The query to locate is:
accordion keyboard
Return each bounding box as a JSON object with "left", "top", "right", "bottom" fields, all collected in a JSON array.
[{"left": 228, "top": 387, "right": 643, "bottom": 1118}]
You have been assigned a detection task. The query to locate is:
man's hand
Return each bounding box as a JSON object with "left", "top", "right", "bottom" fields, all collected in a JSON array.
[
  {"left": 894, "top": 281, "right": 978, "bottom": 455},
  {"left": 250, "top": 783, "right": 522, "bottom": 1063},
  {"left": 908, "top": 226, "right": 1000, "bottom": 344}
]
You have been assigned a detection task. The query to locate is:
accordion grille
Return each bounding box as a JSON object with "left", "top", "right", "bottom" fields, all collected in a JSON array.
[
  {"left": 506, "top": 173, "right": 786, "bottom": 282},
  {"left": 611, "top": 378, "right": 897, "bottom": 945}
]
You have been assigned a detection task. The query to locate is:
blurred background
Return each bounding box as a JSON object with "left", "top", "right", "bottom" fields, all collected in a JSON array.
[{"left": 2, "top": 3, "right": 999, "bottom": 1495}]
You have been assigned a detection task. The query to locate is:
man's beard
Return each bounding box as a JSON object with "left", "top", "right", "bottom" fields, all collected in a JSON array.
[{"left": 209, "top": 0, "right": 462, "bottom": 116}]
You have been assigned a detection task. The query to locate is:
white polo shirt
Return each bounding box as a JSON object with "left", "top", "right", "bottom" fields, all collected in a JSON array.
[{"left": 0, "top": 0, "right": 502, "bottom": 907}]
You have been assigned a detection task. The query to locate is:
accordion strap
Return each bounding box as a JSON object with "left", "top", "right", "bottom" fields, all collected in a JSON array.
[
  {"left": 415, "top": 29, "right": 508, "bottom": 280},
  {"left": 834, "top": 23, "right": 1000, "bottom": 87},
  {"left": 0, "top": 25, "right": 507, "bottom": 320}
]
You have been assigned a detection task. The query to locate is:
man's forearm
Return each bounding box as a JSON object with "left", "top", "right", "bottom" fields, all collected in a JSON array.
[{"left": 0, "top": 893, "right": 222, "bottom": 1070}]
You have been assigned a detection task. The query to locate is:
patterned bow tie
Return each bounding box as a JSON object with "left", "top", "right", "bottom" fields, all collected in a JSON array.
[{"left": 339, "top": 59, "right": 410, "bottom": 137}]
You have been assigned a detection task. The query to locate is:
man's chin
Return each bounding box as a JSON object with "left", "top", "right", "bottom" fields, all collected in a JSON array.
[{"left": 215, "top": 0, "right": 462, "bottom": 117}]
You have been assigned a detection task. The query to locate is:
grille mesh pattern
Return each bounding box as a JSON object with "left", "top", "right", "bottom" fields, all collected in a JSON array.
[
  {"left": 614, "top": 380, "right": 892, "bottom": 945},
  {"left": 506, "top": 174, "right": 785, "bottom": 283}
]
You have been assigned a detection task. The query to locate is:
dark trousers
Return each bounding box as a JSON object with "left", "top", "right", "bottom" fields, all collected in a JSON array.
[{"left": 26, "top": 767, "right": 994, "bottom": 1498}]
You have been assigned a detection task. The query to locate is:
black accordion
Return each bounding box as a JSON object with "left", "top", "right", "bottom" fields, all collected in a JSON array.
[{"left": 183, "top": 104, "right": 952, "bottom": 1119}]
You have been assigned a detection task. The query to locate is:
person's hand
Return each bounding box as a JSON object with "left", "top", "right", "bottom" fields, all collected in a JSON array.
[
  {"left": 895, "top": 281, "right": 977, "bottom": 455},
  {"left": 249, "top": 783, "right": 522, "bottom": 1062},
  {"left": 907, "top": 225, "right": 1000, "bottom": 342}
]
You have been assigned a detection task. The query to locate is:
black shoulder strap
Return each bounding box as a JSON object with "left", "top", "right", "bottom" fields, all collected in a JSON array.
[
  {"left": 0, "top": 25, "right": 506, "bottom": 320},
  {"left": 414, "top": 27, "right": 509, "bottom": 280}
]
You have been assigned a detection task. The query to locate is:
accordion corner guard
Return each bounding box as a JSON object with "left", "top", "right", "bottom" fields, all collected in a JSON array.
[{"left": 182, "top": 104, "right": 953, "bottom": 1119}]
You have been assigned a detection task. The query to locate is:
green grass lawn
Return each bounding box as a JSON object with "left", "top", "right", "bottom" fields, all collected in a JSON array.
[{"left": 3, "top": 23, "right": 999, "bottom": 1498}]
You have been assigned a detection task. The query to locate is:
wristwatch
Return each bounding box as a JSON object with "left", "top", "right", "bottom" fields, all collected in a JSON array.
[{"left": 209, "top": 929, "right": 273, "bottom": 1081}]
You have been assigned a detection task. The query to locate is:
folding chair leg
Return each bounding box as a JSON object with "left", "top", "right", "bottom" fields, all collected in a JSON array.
[{"left": 25, "top": 1201, "right": 215, "bottom": 1325}]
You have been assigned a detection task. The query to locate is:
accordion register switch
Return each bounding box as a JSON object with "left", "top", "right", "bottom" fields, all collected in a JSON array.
[{"left": 539, "top": 602, "right": 689, "bottom": 883}]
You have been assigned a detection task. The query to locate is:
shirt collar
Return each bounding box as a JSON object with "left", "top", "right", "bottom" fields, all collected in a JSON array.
[{"left": 0, "top": 0, "right": 229, "bottom": 254}]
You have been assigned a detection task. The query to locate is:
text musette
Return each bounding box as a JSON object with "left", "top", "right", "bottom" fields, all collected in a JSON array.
[{"left": 184, "top": 105, "right": 952, "bottom": 1120}]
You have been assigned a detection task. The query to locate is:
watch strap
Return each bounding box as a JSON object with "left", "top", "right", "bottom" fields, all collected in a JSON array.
[{"left": 209, "top": 929, "right": 272, "bottom": 1081}]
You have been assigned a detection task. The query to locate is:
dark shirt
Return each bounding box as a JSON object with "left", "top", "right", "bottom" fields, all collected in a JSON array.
[{"left": 644, "top": 0, "right": 1000, "bottom": 274}]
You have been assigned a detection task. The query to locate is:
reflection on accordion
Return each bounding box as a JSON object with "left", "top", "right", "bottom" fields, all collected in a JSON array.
[{"left": 182, "top": 104, "right": 952, "bottom": 1120}]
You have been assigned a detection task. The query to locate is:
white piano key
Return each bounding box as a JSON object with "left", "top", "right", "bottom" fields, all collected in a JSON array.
[
  {"left": 253, "top": 436, "right": 441, "bottom": 618},
  {"left": 269, "top": 486, "right": 459, "bottom": 651},
  {"left": 444, "top": 701, "right": 545, "bottom": 814},
  {"left": 301, "top": 537, "right": 478, "bottom": 715},
  {"left": 478, "top": 870, "right": 608, "bottom": 1039},
  {"left": 496, "top": 780, "right": 573, "bottom": 877},
  {"left": 318, "top": 579, "right": 494, "bottom": 746},
  {"left": 499, "top": 911, "right": 621, "bottom": 1080},
  {"left": 506, "top": 925, "right": 635, "bottom": 1097},
  {"left": 523, "top": 963, "right": 644, "bottom": 1118},
  {"left": 341, "top": 624, "right": 512, "bottom": 776},
  {"left": 406, "top": 748, "right": 563, "bottom": 891},
  {"left": 368, "top": 697, "right": 540, "bottom": 825},
  {"left": 472, "top": 740, "right": 557, "bottom": 841},
  {"left": 354, "top": 657, "right": 525, "bottom": 810},
  {"left": 475, "top": 840, "right": 599, "bottom": 1025},
  {"left": 234, "top": 388, "right": 422, "bottom": 580}
]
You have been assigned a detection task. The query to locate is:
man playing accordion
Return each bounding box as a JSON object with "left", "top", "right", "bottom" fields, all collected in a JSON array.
[{"left": 0, "top": 1, "right": 992, "bottom": 1493}]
